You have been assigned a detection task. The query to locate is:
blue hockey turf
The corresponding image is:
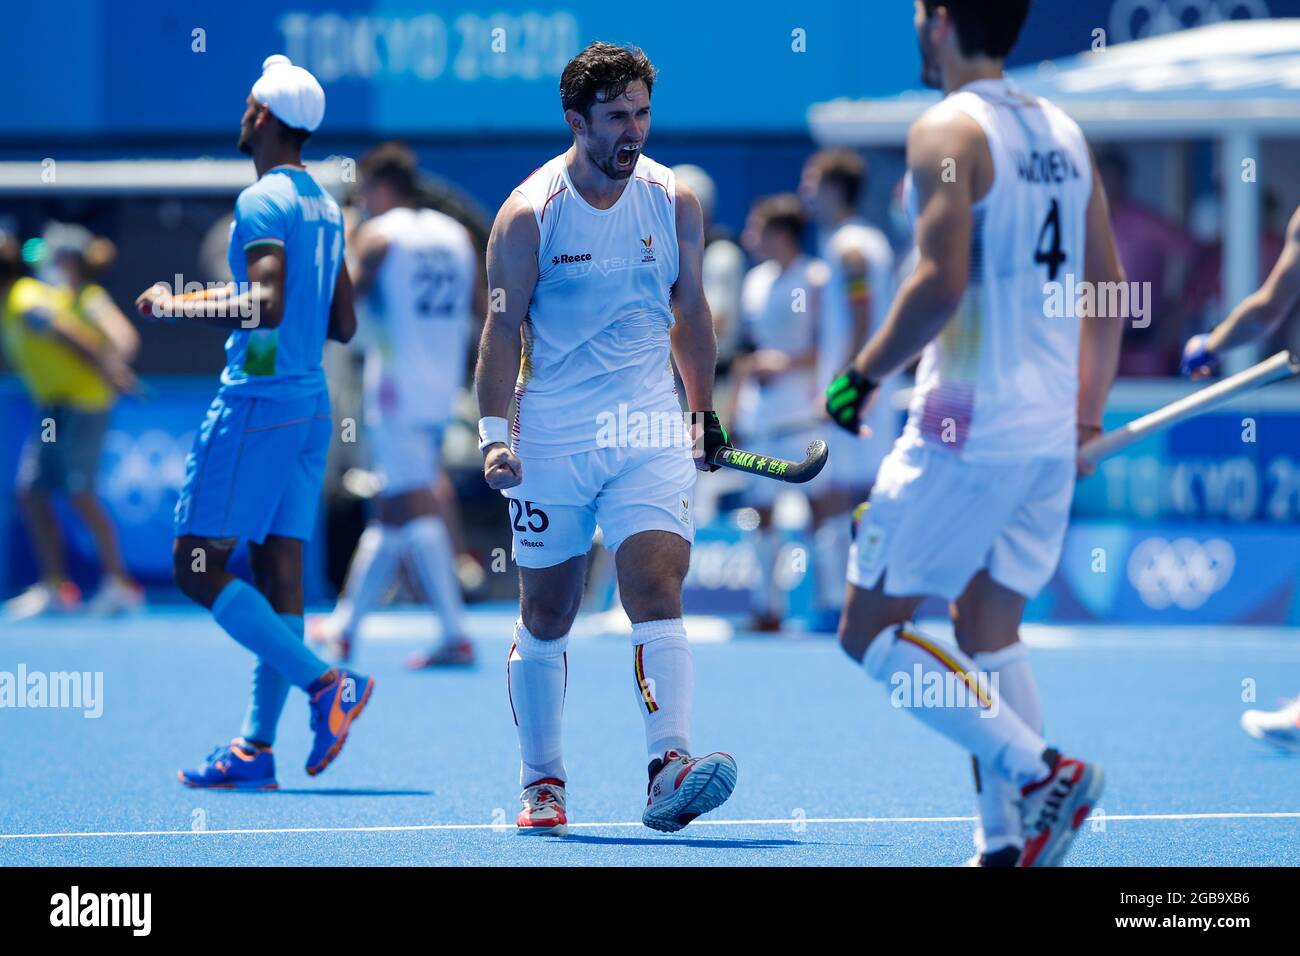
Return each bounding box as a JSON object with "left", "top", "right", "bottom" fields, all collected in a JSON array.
[{"left": 3, "top": 607, "right": 1299, "bottom": 866}]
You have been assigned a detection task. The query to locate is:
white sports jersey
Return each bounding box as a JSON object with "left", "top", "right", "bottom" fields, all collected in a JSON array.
[
  {"left": 362, "top": 206, "right": 477, "bottom": 426},
  {"left": 737, "top": 255, "right": 826, "bottom": 434},
  {"left": 512, "top": 152, "right": 680, "bottom": 458},
  {"left": 902, "top": 77, "right": 1092, "bottom": 463}
]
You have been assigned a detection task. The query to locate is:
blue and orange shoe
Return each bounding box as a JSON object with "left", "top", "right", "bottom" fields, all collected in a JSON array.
[
  {"left": 178, "top": 739, "right": 277, "bottom": 790},
  {"left": 305, "top": 668, "right": 375, "bottom": 776}
]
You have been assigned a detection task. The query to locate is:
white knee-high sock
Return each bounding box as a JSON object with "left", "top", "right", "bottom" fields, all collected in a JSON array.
[
  {"left": 631, "top": 618, "right": 694, "bottom": 760},
  {"left": 751, "top": 528, "right": 781, "bottom": 618},
  {"left": 334, "top": 523, "right": 403, "bottom": 638},
  {"left": 862, "top": 623, "right": 1050, "bottom": 785},
  {"left": 508, "top": 620, "right": 568, "bottom": 786},
  {"left": 971, "top": 642, "right": 1043, "bottom": 853},
  {"left": 403, "top": 515, "right": 465, "bottom": 643}
]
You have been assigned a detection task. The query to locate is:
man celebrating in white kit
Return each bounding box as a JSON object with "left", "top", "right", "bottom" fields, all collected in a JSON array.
[{"left": 475, "top": 42, "right": 737, "bottom": 835}]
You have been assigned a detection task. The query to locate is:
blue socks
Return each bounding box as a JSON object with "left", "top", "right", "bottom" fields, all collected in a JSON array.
[
  {"left": 239, "top": 613, "right": 304, "bottom": 747},
  {"left": 212, "top": 580, "right": 327, "bottom": 692}
]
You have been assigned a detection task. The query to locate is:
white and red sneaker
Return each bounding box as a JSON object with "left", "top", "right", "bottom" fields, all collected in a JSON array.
[
  {"left": 1018, "top": 749, "right": 1104, "bottom": 867},
  {"left": 406, "top": 638, "right": 476, "bottom": 670},
  {"left": 307, "top": 615, "right": 353, "bottom": 663},
  {"left": 517, "top": 777, "right": 568, "bottom": 836},
  {"left": 1240, "top": 698, "right": 1300, "bottom": 752},
  {"left": 642, "top": 750, "right": 738, "bottom": 833}
]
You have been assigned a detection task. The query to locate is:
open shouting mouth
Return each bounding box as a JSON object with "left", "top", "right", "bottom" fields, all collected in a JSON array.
[{"left": 615, "top": 142, "right": 641, "bottom": 171}]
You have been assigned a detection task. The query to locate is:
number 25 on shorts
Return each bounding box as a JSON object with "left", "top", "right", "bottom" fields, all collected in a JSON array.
[{"left": 509, "top": 500, "right": 550, "bottom": 534}]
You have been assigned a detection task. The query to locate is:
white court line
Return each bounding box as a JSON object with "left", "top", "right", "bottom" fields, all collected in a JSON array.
[{"left": 4, "top": 811, "right": 1300, "bottom": 841}]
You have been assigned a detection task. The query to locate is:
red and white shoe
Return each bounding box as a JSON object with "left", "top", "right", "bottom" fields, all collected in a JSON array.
[
  {"left": 307, "top": 615, "right": 352, "bottom": 663},
  {"left": 406, "top": 638, "right": 476, "bottom": 670},
  {"left": 1018, "top": 749, "right": 1104, "bottom": 867},
  {"left": 642, "top": 750, "right": 738, "bottom": 833},
  {"left": 517, "top": 777, "right": 568, "bottom": 836}
]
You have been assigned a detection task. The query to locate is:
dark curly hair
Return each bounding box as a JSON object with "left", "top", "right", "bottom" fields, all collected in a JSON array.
[{"left": 559, "top": 42, "right": 657, "bottom": 120}]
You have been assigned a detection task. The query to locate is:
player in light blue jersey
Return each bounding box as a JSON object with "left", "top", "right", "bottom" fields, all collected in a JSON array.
[{"left": 136, "top": 55, "right": 372, "bottom": 789}]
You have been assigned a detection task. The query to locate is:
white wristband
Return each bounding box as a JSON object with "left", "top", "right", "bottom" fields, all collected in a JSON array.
[{"left": 477, "top": 416, "right": 510, "bottom": 452}]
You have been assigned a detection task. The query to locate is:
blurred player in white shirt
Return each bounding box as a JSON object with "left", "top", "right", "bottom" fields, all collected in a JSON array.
[
  {"left": 314, "top": 143, "right": 482, "bottom": 668},
  {"left": 823, "top": 0, "right": 1125, "bottom": 866},
  {"left": 1183, "top": 204, "right": 1300, "bottom": 752},
  {"left": 732, "top": 194, "right": 828, "bottom": 631},
  {"left": 672, "top": 164, "right": 747, "bottom": 375},
  {"left": 801, "top": 149, "right": 903, "bottom": 630}
]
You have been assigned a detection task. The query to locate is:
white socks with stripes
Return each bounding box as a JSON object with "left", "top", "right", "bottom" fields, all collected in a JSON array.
[
  {"left": 631, "top": 618, "right": 694, "bottom": 761},
  {"left": 972, "top": 642, "right": 1044, "bottom": 853},
  {"left": 508, "top": 621, "right": 568, "bottom": 787},
  {"left": 861, "top": 623, "right": 1050, "bottom": 786}
]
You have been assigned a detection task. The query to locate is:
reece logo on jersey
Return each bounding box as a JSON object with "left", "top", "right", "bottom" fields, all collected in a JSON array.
[{"left": 550, "top": 238, "right": 657, "bottom": 277}]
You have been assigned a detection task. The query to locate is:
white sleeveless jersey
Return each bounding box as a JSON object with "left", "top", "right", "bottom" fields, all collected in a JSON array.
[
  {"left": 902, "top": 78, "right": 1092, "bottom": 462},
  {"left": 362, "top": 206, "right": 477, "bottom": 426},
  {"left": 737, "top": 255, "right": 826, "bottom": 433},
  {"left": 513, "top": 152, "right": 680, "bottom": 458}
]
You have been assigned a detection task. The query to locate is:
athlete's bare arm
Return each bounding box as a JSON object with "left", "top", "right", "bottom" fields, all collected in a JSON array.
[
  {"left": 327, "top": 261, "right": 357, "bottom": 344},
  {"left": 135, "top": 245, "right": 288, "bottom": 332},
  {"left": 852, "top": 109, "right": 988, "bottom": 382},
  {"left": 1208, "top": 205, "right": 1300, "bottom": 354},
  {"left": 838, "top": 246, "right": 873, "bottom": 357},
  {"left": 669, "top": 182, "right": 718, "bottom": 411},
  {"left": 1077, "top": 149, "right": 1126, "bottom": 443},
  {"left": 350, "top": 222, "right": 390, "bottom": 298},
  {"left": 476, "top": 191, "right": 538, "bottom": 490}
]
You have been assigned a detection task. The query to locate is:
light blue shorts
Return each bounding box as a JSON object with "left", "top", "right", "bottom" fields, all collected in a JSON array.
[{"left": 174, "top": 388, "right": 331, "bottom": 544}]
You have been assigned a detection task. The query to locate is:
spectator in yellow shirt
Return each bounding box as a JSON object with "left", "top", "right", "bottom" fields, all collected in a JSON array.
[{"left": 0, "top": 227, "right": 143, "bottom": 618}]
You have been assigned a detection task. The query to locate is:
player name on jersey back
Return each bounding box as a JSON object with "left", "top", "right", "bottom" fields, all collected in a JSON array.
[
  {"left": 902, "top": 78, "right": 1093, "bottom": 463},
  {"left": 1013, "top": 148, "right": 1083, "bottom": 185},
  {"left": 512, "top": 152, "right": 683, "bottom": 459}
]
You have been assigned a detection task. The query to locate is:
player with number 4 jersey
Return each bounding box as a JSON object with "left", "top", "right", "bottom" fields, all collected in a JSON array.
[
  {"left": 822, "top": 0, "right": 1124, "bottom": 866},
  {"left": 476, "top": 42, "right": 736, "bottom": 836}
]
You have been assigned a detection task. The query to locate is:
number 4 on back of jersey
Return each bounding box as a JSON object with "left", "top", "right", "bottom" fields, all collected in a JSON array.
[{"left": 1034, "top": 198, "right": 1067, "bottom": 282}]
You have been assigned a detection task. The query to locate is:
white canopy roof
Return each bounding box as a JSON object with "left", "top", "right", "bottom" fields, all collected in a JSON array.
[{"left": 809, "top": 19, "right": 1300, "bottom": 145}]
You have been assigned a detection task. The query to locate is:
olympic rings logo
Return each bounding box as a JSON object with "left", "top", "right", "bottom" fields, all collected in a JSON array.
[
  {"left": 1126, "top": 536, "right": 1236, "bottom": 610},
  {"left": 100, "top": 428, "right": 192, "bottom": 525}
]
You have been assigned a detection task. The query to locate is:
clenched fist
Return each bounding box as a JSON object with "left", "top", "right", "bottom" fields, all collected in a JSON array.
[{"left": 483, "top": 443, "right": 523, "bottom": 491}]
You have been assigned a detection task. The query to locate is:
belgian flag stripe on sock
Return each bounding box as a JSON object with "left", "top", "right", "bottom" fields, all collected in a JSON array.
[
  {"left": 634, "top": 644, "right": 659, "bottom": 714},
  {"left": 896, "top": 628, "right": 994, "bottom": 709}
]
